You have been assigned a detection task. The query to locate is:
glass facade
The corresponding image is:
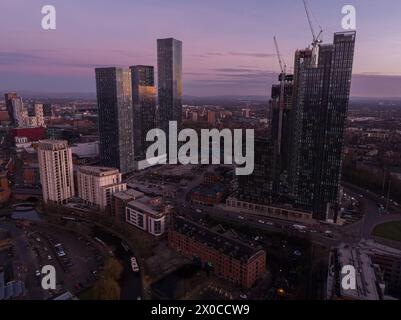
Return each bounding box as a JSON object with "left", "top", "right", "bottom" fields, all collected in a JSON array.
[
  {"left": 239, "top": 31, "right": 356, "bottom": 221},
  {"left": 292, "top": 31, "right": 356, "bottom": 220},
  {"left": 130, "top": 65, "right": 156, "bottom": 161},
  {"left": 157, "top": 38, "right": 183, "bottom": 136},
  {"left": 95, "top": 67, "right": 135, "bottom": 174}
]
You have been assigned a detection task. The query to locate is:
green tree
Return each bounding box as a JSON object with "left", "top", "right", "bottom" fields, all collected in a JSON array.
[
  {"left": 92, "top": 278, "right": 121, "bottom": 300},
  {"left": 103, "top": 258, "right": 124, "bottom": 281}
]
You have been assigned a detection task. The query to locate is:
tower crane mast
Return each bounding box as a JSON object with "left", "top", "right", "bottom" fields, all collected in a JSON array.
[
  {"left": 302, "top": 0, "right": 323, "bottom": 67},
  {"left": 273, "top": 36, "right": 286, "bottom": 155}
]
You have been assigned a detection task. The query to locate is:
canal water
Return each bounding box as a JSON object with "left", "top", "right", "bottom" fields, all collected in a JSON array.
[{"left": 91, "top": 226, "right": 142, "bottom": 300}]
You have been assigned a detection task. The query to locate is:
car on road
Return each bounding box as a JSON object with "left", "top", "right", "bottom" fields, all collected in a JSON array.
[
  {"left": 238, "top": 216, "right": 245, "bottom": 220},
  {"left": 47, "top": 255, "right": 52, "bottom": 260},
  {"left": 258, "top": 220, "right": 265, "bottom": 224},
  {"left": 293, "top": 250, "right": 302, "bottom": 256},
  {"left": 293, "top": 224, "right": 307, "bottom": 231},
  {"left": 35, "top": 270, "right": 41, "bottom": 277}
]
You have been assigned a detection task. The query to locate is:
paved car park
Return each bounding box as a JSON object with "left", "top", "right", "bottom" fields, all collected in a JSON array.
[{"left": 1, "top": 219, "right": 108, "bottom": 299}]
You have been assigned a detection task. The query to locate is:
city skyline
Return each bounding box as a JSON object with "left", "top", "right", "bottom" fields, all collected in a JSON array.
[{"left": 1, "top": 0, "right": 401, "bottom": 97}]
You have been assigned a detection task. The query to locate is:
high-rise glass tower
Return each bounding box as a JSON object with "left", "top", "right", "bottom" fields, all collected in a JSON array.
[
  {"left": 130, "top": 65, "right": 156, "bottom": 161},
  {"left": 270, "top": 74, "right": 294, "bottom": 199},
  {"left": 4, "top": 92, "right": 18, "bottom": 125},
  {"left": 157, "top": 38, "right": 183, "bottom": 136},
  {"left": 4, "top": 92, "right": 24, "bottom": 127},
  {"left": 238, "top": 31, "right": 356, "bottom": 222},
  {"left": 95, "top": 67, "right": 135, "bottom": 174},
  {"left": 291, "top": 31, "right": 356, "bottom": 220}
]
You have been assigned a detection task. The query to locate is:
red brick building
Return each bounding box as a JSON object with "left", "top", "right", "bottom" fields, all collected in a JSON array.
[
  {"left": 168, "top": 216, "right": 266, "bottom": 288},
  {"left": 11, "top": 127, "right": 46, "bottom": 142},
  {"left": 0, "top": 171, "right": 11, "bottom": 204},
  {"left": 203, "top": 172, "right": 221, "bottom": 185},
  {"left": 190, "top": 183, "right": 225, "bottom": 205}
]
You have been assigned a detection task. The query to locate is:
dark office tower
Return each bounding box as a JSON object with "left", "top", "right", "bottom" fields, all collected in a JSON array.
[
  {"left": 43, "top": 103, "right": 53, "bottom": 117},
  {"left": 4, "top": 92, "right": 18, "bottom": 125},
  {"left": 292, "top": 31, "right": 356, "bottom": 220},
  {"left": 270, "top": 74, "right": 294, "bottom": 198},
  {"left": 238, "top": 138, "right": 274, "bottom": 205},
  {"left": 157, "top": 38, "right": 183, "bottom": 136},
  {"left": 130, "top": 65, "right": 156, "bottom": 161},
  {"left": 95, "top": 67, "right": 135, "bottom": 174}
]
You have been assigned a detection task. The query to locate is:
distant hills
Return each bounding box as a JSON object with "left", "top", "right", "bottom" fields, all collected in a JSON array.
[{"left": 1, "top": 90, "right": 401, "bottom": 105}]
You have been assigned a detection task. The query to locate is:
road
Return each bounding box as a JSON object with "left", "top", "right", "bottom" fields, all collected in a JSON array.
[
  {"left": 173, "top": 181, "right": 401, "bottom": 247},
  {"left": 341, "top": 185, "right": 401, "bottom": 239},
  {"left": 173, "top": 199, "right": 342, "bottom": 247}
]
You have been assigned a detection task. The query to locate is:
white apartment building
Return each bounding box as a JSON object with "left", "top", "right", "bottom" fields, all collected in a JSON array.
[
  {"left": 38, "top": 140, "right": 75, "bottom": 204},
  {"left": 34, "top": 103, "right": 45, "bottom": 127},
  {"left": 77, "top": 166, "right": 126, "bottom": 211},
  {"left": 125, "top": 194, "right": 170, "bottom": 236}
]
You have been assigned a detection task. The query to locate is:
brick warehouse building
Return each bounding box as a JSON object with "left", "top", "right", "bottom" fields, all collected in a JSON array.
[
  {"left": 11, "top": 127, "right": 46, "bottom": 142},
  {"left": 168, "top": 216, "right": 266, "bottom": 288}
]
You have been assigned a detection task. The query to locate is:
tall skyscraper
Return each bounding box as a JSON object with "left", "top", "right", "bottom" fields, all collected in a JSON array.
[
  {"left": 5, "top": 93, "right": 25, "bottom": 127},
  {"left": 130, "top": 65, "right": 156, "bottom": 161},
  {"left": 238, "top": 31, "right": 356, "bottom": 222},
  {"left": 291, "top": 31, "right": 356, "bottom": 220},
  {"left": 157, "top": 38, "right": 183, "bottom": 136},
  {"left": 38, "top": 140, "right": 74, "bottom": 204},
  {"left": 95, "top": 67, "right": 135, "bottom": 174},
  {"left": 270, "top": 74, "right": 294, "bottom": 198},
  {"left": 4, "top": 92, "right": 17, "bottom": 125},
  {"left": 31, "top": 103, "right": 45, "bottom": 127},
  {"left": 42, "top": 103, "right": 53, "bottom": 117},
  {"left": 237, "top": 138, "right": 274, "bottom": 205}
]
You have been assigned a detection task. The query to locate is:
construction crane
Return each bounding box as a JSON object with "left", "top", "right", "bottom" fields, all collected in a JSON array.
[
  {"left": 302, "top": 0, "right": 323, "bottom": 66},
  {"left": 273, "top": 36, "right": 286, "bottom": 155}
]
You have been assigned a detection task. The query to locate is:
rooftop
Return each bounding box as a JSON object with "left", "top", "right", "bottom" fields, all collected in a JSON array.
[
  {"left": 127, "top": 195, "right": 165, "bottom": 217},
  {"left": 38, "top": 139, "right": 69, "bottom": 151},
  {"left": 78, "top": 166, "right": 120, "bottom": 177},
  {"left": 328, "top": 243, "right": 384, "bottom": 300},
  {"left": 171, "top": 216, "right": 264, "bottom": 262},
  {"left": 114, "top": 188, "right": 145, "bottom": 201}
]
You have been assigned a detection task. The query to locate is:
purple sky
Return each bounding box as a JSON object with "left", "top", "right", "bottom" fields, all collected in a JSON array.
[{"left": 1, "top": 0, "right": 401, "bottom": 97}]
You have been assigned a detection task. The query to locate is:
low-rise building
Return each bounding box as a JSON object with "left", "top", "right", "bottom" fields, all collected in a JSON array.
[
  {"left": 190, "top": 183, "right": 225, "bottom": 206},
  {"left": 125, "top": 193, "right": 170, "bottom": 236},
  {"left": 326, "top": 243, "right": 385, "bottom": 300},
  {"left": 358, "top": 240, "right": 401, "bottom": 299},
  {"left": 77, "top": 166, "right": 126, "bottom": 212},
  {"left": 0, "top": 271, "right": 25, "bottom": 300},
  {"left": 0, "top": 171, "right": 11, "bottom": 204},
  {"left": 113, "top": 189, "right": 145, "bottom": 222},
  {"left": 168, "top": 216, "right": 266, "bottom": 289},
  {"left": 226, "top": 197, "right": 315, "bottom": 224}
]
